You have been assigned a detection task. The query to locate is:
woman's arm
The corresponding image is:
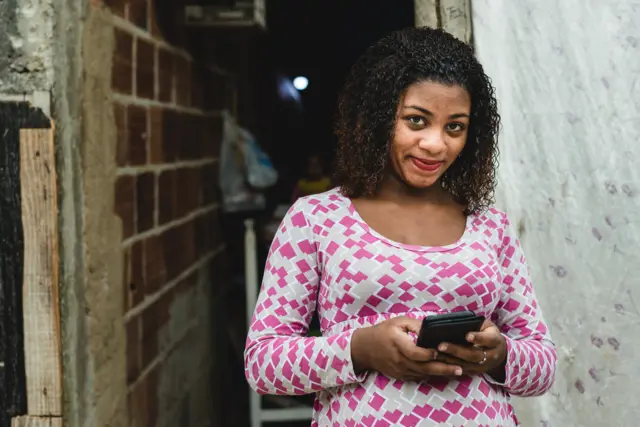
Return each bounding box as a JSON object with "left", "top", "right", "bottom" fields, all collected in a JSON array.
[
  {"left": 244, "top": 199, "right": 365, "bottom": 395},
  {"left": 485, "top": 212, "right": 557, "bottom": 397}
]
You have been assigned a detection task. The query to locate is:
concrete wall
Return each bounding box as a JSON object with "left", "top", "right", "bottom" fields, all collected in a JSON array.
[
  {"left": 0, "top": 0, "right": 54, "bottom": 92},
  {"left": 0, "top": 0, "right": 97, "bottom": 425},
  {"left": 2, "top": 0, "right": 235, "bottom": 425},
  {"left": 472, "top": 1, "right": 640, "bottom": 425}
]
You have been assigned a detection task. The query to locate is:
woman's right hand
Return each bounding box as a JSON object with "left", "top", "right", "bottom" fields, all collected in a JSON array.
[{"left": 351, "top": 316, "right": 463, "bottom": 381}]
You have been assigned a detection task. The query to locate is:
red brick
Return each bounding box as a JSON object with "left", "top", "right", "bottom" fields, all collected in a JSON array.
[
  {"left": 144, "top": 235, "right": 166, "bottom": 295},
  {"left": 178, "top": 114, "right": 204, "bottom": 160},
  {"left": 164, "top": 221, "right": 196, "bottom": 277},
  {"left": 158, "top": 49, "right": 174, "bottom": 103},
  {"left": 176, "top": 167, "right": 201, "bottom": 217},
  {"left": 126, "top": 316, "right": 141, "bottom": 385},
  {"left": 136, "top": 38, "right": 155, "bottom": 99},
  {"left": 149, "top": 2, "right": 188, "bottom": 48},
  {"left": 113, "top": 29, "right": 133, "bottom": 94},
  {"left": 161, "top": 109, "right": 180, "bottom": 162},
  {"left": 156, "top": 286, "right": 173, "bottom": 331},
  {"left": 128, "top": 380, "right": 148, "bottom": 427},
  {"left": 162, "top": 226, "right": 180, "bottom": 280},
  {"left": 195, "top": 214, "right": 210, "bottom": 254},
  {"left": 176, "top": 270, "right": 197, "bottom": 296},
  {"left": 158, "top": 169, "right": 176, "bottom": 224},
  {"left": 128, "top": 106, "right": 148, "bottom": 165},
  {"left": 123, "top": 248, "right": 131, "bottom": 312},
  {"left": 149, "top": 107, "right": 163, "bottom": 163},
  {"left": 136, "top": 172, "right": 155, "bottom": 233},
  {"left": 129, "top": 0, "right": 148, "bottom": 30},
  {"left": 146, "top": 367, "right": 159, "bottom": 427},
  {"left": 201, "top": 163, "right": 219, "bottom": 205},
  {"left": 115, "top": 175, "right": 135, "bottom": 239},
  {"left": 114, "top": 103, "right": 128, "bottom": 166},
  {"left": 104, "top": 0, "right": 126, "bottom": 17},
  {"left": 175, "top": 56, "right": 191, "bottom": 107},
  {"left": 202, "top": 115, "right": 223, "bottom": 158},
  {"left": 128, "top": 365, "right": 160, "bottom": 427},
  {"left": 128, "top": 241, "right": 145, "bottom": 309},
  {"left": 148, "top": 0, "right": 162, "bottom": 39},
  {"left": 180, "top": 220, "right": 197, "bottom": 271},
  {"left": 141, "top": 305, "right": 158, "bottom": 368}
]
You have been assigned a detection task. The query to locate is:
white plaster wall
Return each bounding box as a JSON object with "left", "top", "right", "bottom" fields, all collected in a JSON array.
[{"left": 472, "top": 1, "right": 640, "bottom": 426}]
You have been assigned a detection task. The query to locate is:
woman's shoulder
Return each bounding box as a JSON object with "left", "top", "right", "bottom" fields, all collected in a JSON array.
[
  {"left": 291, "top": 187, "right": 347, "bottom": 210},
  {"left": 288, "top": 187, "right": 351, "bottom": 222},
  {"left": 472, "top": 205, "right": 510, "bottom": 227},
  {"left": 470, "top": 206, "right": 517, "bottom": 250}
]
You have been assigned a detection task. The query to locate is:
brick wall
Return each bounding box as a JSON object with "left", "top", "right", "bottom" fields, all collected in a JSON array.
[{"left": 106, "top": 1, "right": 232, "bottom": 425}]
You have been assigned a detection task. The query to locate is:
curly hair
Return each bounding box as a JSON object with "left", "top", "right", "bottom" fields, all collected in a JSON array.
[{"left": 333, "top": 27, "right": 500, "bottom": 214}]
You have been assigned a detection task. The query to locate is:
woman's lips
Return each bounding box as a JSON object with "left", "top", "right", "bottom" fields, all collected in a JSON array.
[{"left": 411, "top": 157, "right": 444, "bottom": 172}]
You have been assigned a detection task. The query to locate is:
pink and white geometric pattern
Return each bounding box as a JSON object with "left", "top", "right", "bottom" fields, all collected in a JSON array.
[{"left": 245, "top": 188, "right": 557, "bottom": 426}]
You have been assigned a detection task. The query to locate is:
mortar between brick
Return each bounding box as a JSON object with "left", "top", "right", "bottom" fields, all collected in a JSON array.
[{"left": 123, "top": 245, "right": 225, "bottom": 322}]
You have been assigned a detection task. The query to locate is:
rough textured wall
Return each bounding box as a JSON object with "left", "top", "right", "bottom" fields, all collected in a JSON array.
[
  {"left": 81, "top": 7, "right": 129, "bottom": 427},
  {"left": 105, "top": 0, "right": 231, "bottom": 426},
  {"left": 2, "top": 0, "right": 232, "bottom": 425},
  {"left": 472, "top": 1, "right": 640, "bottom": 425},
  {"left": 54, "top": 0, "right": 88, "bottom": 423},
  {"left": 0, "top": 0, "right": 54, "bottom": 92}
]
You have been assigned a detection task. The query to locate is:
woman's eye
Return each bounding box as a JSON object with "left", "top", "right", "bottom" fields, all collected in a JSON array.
[
  {"left": 407, "top": 116, "right": 425, "bottom": 126},
  {"left": 446, "top": 123, "right": 466, "bottom": 132}
]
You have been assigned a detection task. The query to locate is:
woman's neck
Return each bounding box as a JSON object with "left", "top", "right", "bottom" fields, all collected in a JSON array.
[{"left": 374, "top": 174, "right": 450, "bottom": 206}]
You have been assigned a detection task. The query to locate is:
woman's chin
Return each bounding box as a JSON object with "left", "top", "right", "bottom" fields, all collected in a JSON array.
[{"left": 403, "top": 176, "right": 440, "bottom": 189}]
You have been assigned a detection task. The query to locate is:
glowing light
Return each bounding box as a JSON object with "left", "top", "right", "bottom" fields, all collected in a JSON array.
[{"left": 293, "top": 76, "right": 309, "bottom": 91}]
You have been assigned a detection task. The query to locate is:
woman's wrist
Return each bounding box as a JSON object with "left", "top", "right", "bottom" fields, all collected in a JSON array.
[
  {"left": 351, "top": 327, "right": 373, "bottom": 374},
  {"left": 487, "top": 337, "right": 508, "bottom": 382},
  {"left": 487, "top": 358, "right": 507, "bottom": 383}
]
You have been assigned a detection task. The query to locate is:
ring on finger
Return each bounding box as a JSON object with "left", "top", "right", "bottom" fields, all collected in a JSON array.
[{"left": 477, "top": 349, "right": 487, "bottom": 365}]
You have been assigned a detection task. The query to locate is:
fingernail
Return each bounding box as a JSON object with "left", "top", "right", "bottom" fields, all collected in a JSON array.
[
  {"left": 439, "top": 344, "right": 447, "bottom": 351},
  {"left": 467, "top": 333, "right": 475, "bottom": 341},
  {"left": 455, "top": 368, "right": 462, "bottom": 376},
  {"left": 433, "top": 351, "right": 438, "bottom": 360}
]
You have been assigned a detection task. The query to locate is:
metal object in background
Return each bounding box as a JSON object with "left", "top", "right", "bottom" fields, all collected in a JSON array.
[
  {"left": 185, "top": 0, "right": 266, "bottom": 29},
  {"left": 243, "top": 219, "right": 313, "bottom": 427}
]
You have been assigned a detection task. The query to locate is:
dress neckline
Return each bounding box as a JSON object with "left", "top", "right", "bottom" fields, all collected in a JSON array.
[{"left": 340, "top": 190, "right": 474, "bottom": 253}]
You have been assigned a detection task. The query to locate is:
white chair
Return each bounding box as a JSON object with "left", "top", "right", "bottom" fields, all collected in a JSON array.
[{"left": 244, "top": 219, "right": 314, "bottom": 427}]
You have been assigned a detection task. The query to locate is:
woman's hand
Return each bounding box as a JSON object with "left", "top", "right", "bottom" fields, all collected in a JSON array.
[
  {"left": 435, "top": 320, "right": 508, "bottom": 381},
  {"left": 351, "top": 316, "right": 465, "bottom": 381}
]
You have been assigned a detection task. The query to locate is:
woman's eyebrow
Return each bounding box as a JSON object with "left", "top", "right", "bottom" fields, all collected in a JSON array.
[{"left": 403, "top": 105, "right": 469, "bottom": 119}]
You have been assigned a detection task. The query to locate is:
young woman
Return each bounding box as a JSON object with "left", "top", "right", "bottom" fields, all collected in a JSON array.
[{"left": 245, "top": 27, "right": 556, "bottom": 426}]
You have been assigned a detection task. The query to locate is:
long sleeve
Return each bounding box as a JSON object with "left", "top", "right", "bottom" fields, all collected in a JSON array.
[
  {"left": 485, "top": 212, "right": 557, "bottom": 397},
  {"left": 244, "top": 199, "right": 364, "bottom": 395}
]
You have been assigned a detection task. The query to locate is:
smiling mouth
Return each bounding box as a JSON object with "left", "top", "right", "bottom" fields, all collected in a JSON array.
[{"left": 411, "top": 157, "right": 444, "bottom": 173}]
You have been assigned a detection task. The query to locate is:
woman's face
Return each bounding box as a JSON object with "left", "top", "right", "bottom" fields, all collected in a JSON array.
[{"left": 389, "top": 80, "right": 471, "bottom": 190}]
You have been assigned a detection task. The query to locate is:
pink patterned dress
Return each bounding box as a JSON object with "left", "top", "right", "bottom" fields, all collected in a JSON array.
[{"left": 245, "top": 189, "right": 556, "bottom": 426}]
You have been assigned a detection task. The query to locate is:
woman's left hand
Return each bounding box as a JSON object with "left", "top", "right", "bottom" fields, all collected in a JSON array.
[{"left": 435, "top": 320, "right": 508, "bottom": 379}]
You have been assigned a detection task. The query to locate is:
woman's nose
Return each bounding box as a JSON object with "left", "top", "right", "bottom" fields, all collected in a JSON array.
[{"left": 417, "top": 130, "right": 446, "bottom": 154}]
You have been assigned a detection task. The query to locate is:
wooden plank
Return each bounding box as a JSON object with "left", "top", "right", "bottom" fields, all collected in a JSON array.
[
  {"left": 0, "top": 102, "right": 51, "bottom": 427},
  {"left": 19, "top": 128, "right": 62, "bottom": 416},
  {"left": 11, "top": 416, "right": 62, "bottom": 427}
]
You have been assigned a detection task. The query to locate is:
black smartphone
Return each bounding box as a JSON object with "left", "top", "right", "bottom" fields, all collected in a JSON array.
[{"left": 416, "top": 311, "right": 485, "bottom": 349}]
